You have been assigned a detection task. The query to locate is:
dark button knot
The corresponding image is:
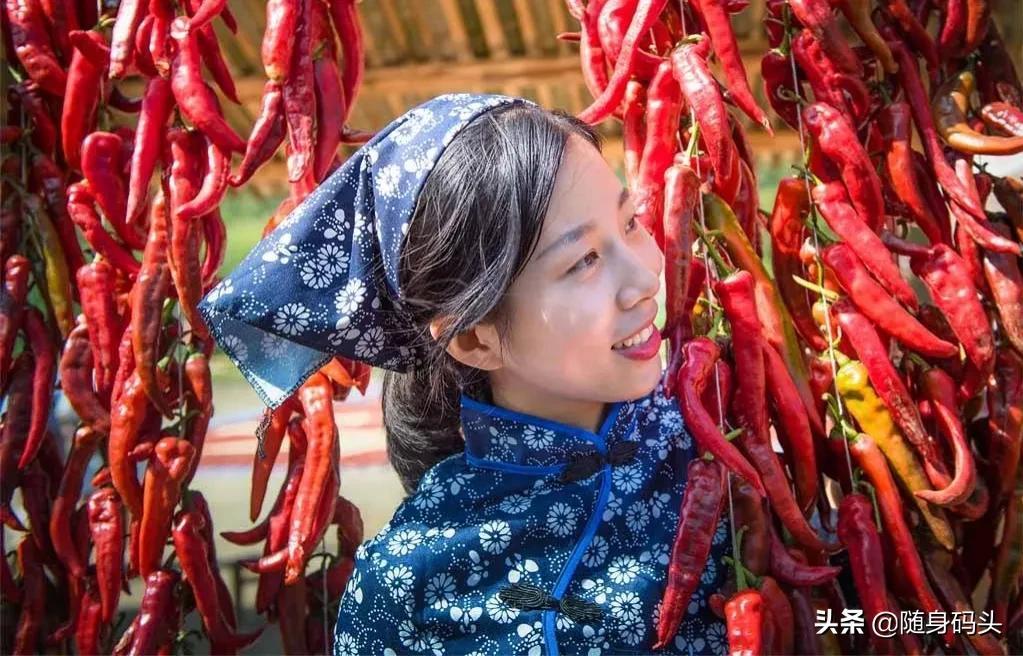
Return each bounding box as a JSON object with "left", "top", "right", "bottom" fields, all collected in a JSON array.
[
  {"left": 498, "top": 583, "right": 603, "bottom": 624},
  {"left": 558, "top": 440, "right": 640, "bottom": 483}
]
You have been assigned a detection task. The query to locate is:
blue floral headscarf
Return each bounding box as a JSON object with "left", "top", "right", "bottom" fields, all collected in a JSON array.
[{"left": 198, "top": 93, "right": 537, "bottom": 410}]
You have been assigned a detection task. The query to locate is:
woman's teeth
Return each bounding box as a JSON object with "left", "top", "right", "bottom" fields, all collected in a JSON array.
[{"left": 613, "top": 324, "right": 654, "bottom": 350}]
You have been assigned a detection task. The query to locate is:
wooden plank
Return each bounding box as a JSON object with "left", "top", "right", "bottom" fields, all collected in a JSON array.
[
  {"left": 511, "top": 0, "right": 542, "bottom": 57},
  {"left": 356, "top": 1, "right": 382, "bottom": 69},
  {"left": 434, "top": 0, "right": 474, "bottom": 61},
  {"left": 378, "top": 0, "right": 411, "bottom": 61},
  {"left": 474, "top": 0, "right": 510, "bottom": 58},
  {"left": 543, "top": 0, "right": 574, "bottom": 56}
]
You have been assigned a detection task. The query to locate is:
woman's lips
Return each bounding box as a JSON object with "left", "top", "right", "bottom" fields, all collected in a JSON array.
[{"left": 612, "top": 326, "right": 662, "bottom": 360}]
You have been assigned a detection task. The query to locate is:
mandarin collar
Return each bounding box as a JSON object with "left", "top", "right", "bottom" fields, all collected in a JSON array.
[{"left": 460, "top": 392, "right": 640, "bottom": 470}]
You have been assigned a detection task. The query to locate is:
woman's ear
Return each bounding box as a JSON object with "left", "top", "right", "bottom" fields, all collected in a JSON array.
[{"left": 429, "top": 317, "right": 503, "bottom": 371}]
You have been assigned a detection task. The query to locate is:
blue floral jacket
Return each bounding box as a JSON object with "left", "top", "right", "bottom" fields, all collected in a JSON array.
[{"left": 333, "top": 375, "right": 732, "bottom": 656}]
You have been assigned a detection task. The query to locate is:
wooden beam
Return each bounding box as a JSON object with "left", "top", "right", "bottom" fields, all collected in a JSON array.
[
  {"left": 474, "top": 0, "right": 510, "bottom": 59},
  {"left": 437, "top": 0, "right": 474, "bottom": 62},
  {"left": 511, "top": 0, "right": 542, "bottom": 57}
]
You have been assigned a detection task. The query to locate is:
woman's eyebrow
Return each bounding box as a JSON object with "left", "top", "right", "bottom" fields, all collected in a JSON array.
[{"left": 537, "top": 188, "right": 631, "bottom": 262}]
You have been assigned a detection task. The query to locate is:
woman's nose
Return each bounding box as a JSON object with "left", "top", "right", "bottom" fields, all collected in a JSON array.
[{"left": 617, "top": 244, "right": 662, "bottom": 309}]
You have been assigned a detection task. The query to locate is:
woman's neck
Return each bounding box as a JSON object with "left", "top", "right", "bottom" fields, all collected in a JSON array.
[{"left": 486, "top": 375, "right": 610, "bottom": 434}]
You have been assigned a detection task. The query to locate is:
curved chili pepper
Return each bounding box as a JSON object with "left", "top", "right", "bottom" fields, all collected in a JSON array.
[
  {"left": 87, "top": 487, "right": 123, "bottom": 624},
  {"left": 59, "top": 321, "right": 111, "bottom": 432},
  {"left": 823, "top": 245, "right": 956, "bottom": 358},
  {"left": 634, "top": 62, "right": 683, "bottom": 250},
  {"left": 878, "top": 103, "right": 947, "bottom": 244},
  {"left": 835, "top": 359, "right": 955, "bottom": 550},
  {"left": 126, "top": 77, "right": 174, "bottom": 226},
  {"left": 688, "top": 0, "right": 770, "bottom": 130},
  {"left": 182, "top": 352, "right": 213, "bottom": 486},
  {"left": 139, "top": 437, "right": 196, "bottom": 578},
  {"left": 791, "top": 30, "right": 870, "bottom": 125},
  {"left": 760, "top": 49, "right": 801, "bottom": 131},
  {"left": 768, "top": 524, "right": 840, "bottom": 586},
  {"left": 77, "top": 261, "right": 123, "bottom": 400},
  {"left": 833, "top": 300, "right": 951, "bottom": 485},
  {"left": 917, "top": 368, "right": 977, "bottom": 505},
  {"left": 230, "top": 80, "right": 286, "bottom": 187},
  {"left": 577, "top": 0, "right": 668, "bottom": 124},
  {"left": 788, "top": 0, "right": 862, "bottom": 76},
  {"left": 939, "top": 0, "right": 967, "bottom": 54},
  {"left": 838, "top": 0, "right": 897, "bottom": 72},
  {"left": 663, "top": 160, "right": 699, "bottom": 337},
  {"left": 168, "top": 18, "right": 246, "bottom": 153},
  {"left": 166, "top": 130, "right": 210, "bottom": 343},
  {"left": 725, "top": 589, "right": 764, "bottom": 655},
  {"left": 67, "top": 183, "right": 142, "bottom": 276},
  {"left": 671, "top": 37, "right": 739, "bottom": 203},
  {"left": 186, "top": 0, "right": 227, "bottom": 32},
  {"left": 935, "top": 71, "right": 1023, "bottom": 156},
  {"left": 188, "top": 9, "right": 240, "bottom": 105},
  {"left": 923, "top": 551, "right": 1007, "bottom": 656},
  {"left": 255, "top": 452, "right": 306, "bottom": 613},
  {"left": 758, "top": 576, "right": 794, "bottom": 654},
  {"left": 653, "top": 458, "right": 725, "bottom": 649},
  {"left": 18, "top": 307, "right": 55, "bottom": 469},
  {"left": 910, "top": 244, "right": 995, "bottom": 380},
  {"left": 888, "top": 40, "right": 987, "bottom": 223},
  {"left": 676, "top": 338, "right": 766, "bottom": 495},
  {"left": 250, "top": 396, "right": 300, "bottom": 521},
  {"left": 575, "top": 0, "right": 611, "bottom": 102},
  {"left": 82, "top": 131, "right": 146, "bottom": 250},
  {"left": 285, "top": 372, "right": 340, "bottom": 584},
  {"left": 177, "top": 139, "right": 229, "bottom": 221},
  {"left": 803, "top": 103, "right": 885, "bottom": 231},
  {"left": 173, "top": 508, "right": 263, "bottom": 651},
  {"left": 6, "top": 0, "right": 67, "bottom": 94},
  {"left": 107, "top": 0, "right": 142, "bottom": 77},
  {"left": 74, "top": 583, "right": 103, "bottom": 656},
  {"left": 811, "top": 182, "right": 918, "bottom": 308},
  {"left": 981, "top": 101, "right": 1023, "bottom": 137},
  {"left": 763, "top": 344, "right": 818, "bottom": 512},
  {"left": 109, "top": 371, "right": 148, "bottom": 519},
  {"left": 130, "top": 187, "right": 174, "bottom": 417},
  {"left": 717, "top": 272, "right": 825, "bottom": 552},
  {"left": 882, "top": 0, "right": 938, "bottom": 77}
]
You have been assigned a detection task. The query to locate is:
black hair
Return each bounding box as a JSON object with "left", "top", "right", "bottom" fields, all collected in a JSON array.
[{"left": 382, "top": 103, "right": 602, "bottom": 495}]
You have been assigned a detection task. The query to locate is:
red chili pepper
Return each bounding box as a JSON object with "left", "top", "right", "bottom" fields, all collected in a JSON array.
[
  {"left": 0, "top": 255, "right": 30, "bottom": 389},
  {"left": 981, "top": 101, "right": 1023, "bottom": 137},
  {"left": 108, "top": 371, "right": 148, "bottom": 519},
  {"left": 6, "top": 0, "right": 67, "bottom": 94},
  {"left": 792, "top": 30, "right": 870, "bottom": 125},
  {"left": 139, "top": 437, "right": 196, "bottom": 578},
  {"left": 168, "top": 18, "right": 246, "bottom": 153},
  {"left": 811, "top": 182, "right": 917, "bottom": 309},
  {"left": 716, "top": 272, "right": 824, "bottom": 551},
  {"left": 787, "top": 0, "right": 861, "bottom": 75},
  {"left": 262, "top": 0, "right": 299, "bottom": 81},
  {"left": 185, "top": 0, "right": 227, "bottom": 31},
  {"left": 653, "top": 458, "right": 725, "bottom": 649},
  {"left": 58, "top": 43, "right": 103, "bottom": 172},
  {"left": 731, "top": 477, "right": 769, "bottom": 576},
  {"left": 760, "top": 49, "right": 801, "bottom": 131},
  {"left": 177, "top": 137, "right": 229, "bottom": 221},
  {"left": 987, "top": 349, "right": 1023, "bottom": 506},
  {"left": 0, "top": 353, "right": 34, "bottom": 523},
  {"left": 916, "top": 367, "right": 977, "bottom": 506},
  {"left": 577, "top": 0, "right": 669, "bottom": 124},
  {"left": 676, "top": 338, "right": 766, "bottom": 496},
  {"left": 67, "top": 183, "right": 141, "bottom": 276},
  {"left": 13, "top": 536, "right": 46, "bottom": 653},
  {"left": 923, "top": 551, "right": 1006, "bottom": 656},
  {"left": 188, "top": 491, "right": 239, "bottom": 631},
  {"left": 822, "top": 244, "right": 956, "bottom": 358},
  {"left": 201, "top": 209, "right": 227, "bottom": 286},
  {"left": 173, "top": 508, "right": 263, "bottom": 652},
  {"left": 29, "top": 155, "right": 84, "bottom": 282},
  {"left": 758, "top": 576, "right": 794, "bottom": 654},
  {"left": 166, "top": 130, "right": 211, "bottom": 344},
  {"left": 130, "top": 187, "right": 174, "bottom": 417},
  {"left": 87, "top": 487, "right": 124, "bottom": 624},
  {"left": 82, "top": 131, "right": 145, "bottom": 250},
  {"left": 126, "top": 78, "right": 174, "bottom": 226},
  {"left": 634, "top": 61, "right": 683, "bottom": 250},
  {"left": 59, "top": 322, "right": 111, "bottom": 434},
  {"left": 250, "top": 396, "right": 300, "bottom": 522},
  {"left": 74, "top": 582, "right": 103, "bottom": 656},
  {"left": 182, "top": 351, "right": 212, "bottom": 485},
  {"left": 126, "top": 570, "right": 181, "bottom": 655},
  {"left": 762, "top": 344, "right": 818, "bottom": 513},
  {"left": 313, "top": 55, "right": 347, "bottom": 183},
  {"left": 887, "top": 40, "right": 987, "bottom": 223},
  {"left": 911, "top": 244, "right": 995, "bottom": 382},
  {"left": 328, "top": 0, "right": 363, "bottom": 120},
  {"left": 186, "top": 4, "right": 240, "bottom": 105},
  {"left": 878, "top": 103, "right": 948, "bottom": 244},
  {"left": 621, "top": 81, "right": 646, "bottom": 187},
  {"left": 663, "top": 160, "right": 700, "bottom": 338},
  {"left": 837, "top": 493, "right": 893, "bottom": 653},
  {"left": 282, "top": 0, "right": 316, "bottom": 182},
  {"left": 725, "top": 589, "right": 764, "bottom": 655},
  {"left": 230, "top": 80, "right": 286, "bottom": 187},
  {"left": 671, "top": 37, "right": 740, "bottom": 203},
  {"left": 18, "top": 307, "right": 55, "bottom": 469},
  {"left": 768, "top": 524, "right": 840, "bottom": 586},
  {"left": 990, "top": 473, "right": 1022, "bottom": 626},
  {"left": 9, "top": 82, "right": 56, "bottom": 157},
  {"left": 76, "top": 261, "right": 123, "bottom": 401},
  {"left": 107, "top": 0, "right": 142, "bottom": 77}
]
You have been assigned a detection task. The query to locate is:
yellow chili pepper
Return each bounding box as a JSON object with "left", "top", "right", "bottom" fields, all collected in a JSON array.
[
  {"left": 933, "top": 71, "right": 1023, "bottom": 156},
  {"left": 28, "top": 197, "right": 74, "bottom": 338},
  {"left": 836, "top": 359, "right": 954, "bottom": 550}
]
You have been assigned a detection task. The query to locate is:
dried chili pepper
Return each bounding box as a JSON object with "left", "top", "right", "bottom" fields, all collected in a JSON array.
[
  {"left": 837, "top": 493, "right": 893, "bottom": 653},
  {"left": 635, "top": 61, "right": 683, "bottom": 250},
  {"left": 282, "top": 0, "right": 316, "bottom": 182},
  {"left": 18, "top": 307, "right": 55, "bottom": 469},
  {"left": 676, "top": 338, "right": 766, "bottom": 495},
  {"left": 981, "top": 101, "right": 1023, "bottom": 137},
  {"left": 126, "top": 570, "right": 180, "bottom": 655},
  {"left": 30, "top": 154, "right": 85, "bottom": 281},
  {"left": 250, "top": 396, "right": 300, "bottom": 521},
  {"left": 262, "top": 0, "right": 299, "bottom": 81},
  {"left": 182, "top": 351, "right": 213, "bottom": 485},
  {"left": 622, "top": 80, "right": 646, "bottom": 187},
  {"left": 923, "top": 551, "right": 1006, "bottom": 656},
  {"left": 916, "top": 367, "right": 978, "bottom": 506},
  {"left": 987, "top": 349, "right": 1023, "bottom": 506},
  {"left": 671, "top": 37, "right": 739, "bottom": 203},
  {"left": 109, "top": 371, "right": 149, "bottom": 519},
  {"left": 763, "top": 344, "right": 818, "bottom": 512},
  {"left": 230, "top": 80, "right": 286, "bottom": 187},
  {"left": 725, "top": 589, "right": 764, "bottom": 655},
  {"left": 791, "top": 30, "right": 870, "bottom": 126},
  {"left": 990, "top": 472, "right": 1022, "bottom": 625},
  {"left": 166, "top": 130, "right": 210, "bottom": 342},
  {"left": 833, "top": 0, "right": 896, "bottom": 72},
  {"left": 87, "top": 487, "right": 123, "bottom": 624},
  {"left": 126, "top": 77, "right": 174, "bottom": 226},
  {"left": 28, "top": 196, "right": 74, "bottom": 337},
  {"left": 935, "top": 71, "right": 1023, "bottom": 156},
  {"left": 768, "top": 525, "right": 840, "bottom": 586},
  {"left": 981, "top": 222, "right": 1023, "bottom": 355},
  {"left": 76, "top": 261, "right": 123, "bottom": 400},
  {"left": 74, "top": 583, "right": 103, "bottom": 656},
  {"left": 108, "top": 0, "right": 142, "bottom": 77},
  {"left": 130, "top": 187, "right": 174, "bottom": 417},
  {"left": 653, "top": 458, "right": 725, "bottom": 649},
  {"left": 811, "top": 182, "right": 917, "bottom": 308},
  {"left": 577, "top": 0, "right": 669, "bottom": 124},
  {"left": 67, "top": 183, "right": 142, "bottom": 276},
  {"left": 328, "top": 0, "right": 363, "bottom": 119},
  {"left": 13, "top": 536, "right": 46, "bottom": 654},
  {"left": 689, "top": 0, "right": 770, "bottom": 130},
  {"left": 139, "top": 437, "right": 196, "bottom": 577},
  {"left": 878, "top": 102, "right": 947, "bottom": 244},
  {"left": 761, "top": 49, "right": 801, "bottom": 131},
  {"left": 732, "top": 477, "right": 769, "bottom": 576},
  {"left": 312, "top": 55, "right": 346, "bottom": 183},
  {"left": 50, "top": 420, "right": 104, "bottom": 581},
  {"left": 201, "top": 209, "right": 227, "bottom": 286},
  {"left": 663, "top": 159, "right": 699, "bottom": 337},
  {"left": 173, "top": 507, "right": 263, "bottom": 652},
  {"left": 168, "top": 18, "right": 246, "bottom": 153},
  {"left": 835, "top": 359, "right": 955, "bottom": 550},
  {"left": 0, "top": 255, "right": 30, "bottom": 387},
  {"left": 0, "top": 353, "right": 34, "bottom": 524},
  {"left": 10, "top": 81, "right": 57, "bottom": 155},
  {"left": 6, "top": 0, "right": 67, "bottom": 94},
  {"left": 717, "top": 272, "right": 824, "bottom": 551},
  {"left": 787, "top": 0, "right": 861, "bottom": 75}
]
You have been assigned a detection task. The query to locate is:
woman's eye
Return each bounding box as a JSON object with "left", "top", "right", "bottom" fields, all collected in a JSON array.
[
  {"left": 626, "top": 215, "right": 639, "bottom": 232},
  {"left": 570, "top": 251, "right": 599, "bottom": 273}
]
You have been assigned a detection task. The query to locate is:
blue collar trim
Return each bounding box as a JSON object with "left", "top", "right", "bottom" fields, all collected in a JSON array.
[{"left": 459, "top": 393, "right": 639, "bottom": 469}]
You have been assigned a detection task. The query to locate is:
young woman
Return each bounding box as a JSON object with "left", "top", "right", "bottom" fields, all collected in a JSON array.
[{"left": 199, "top": 93, "right": 732, "bottom": 655}]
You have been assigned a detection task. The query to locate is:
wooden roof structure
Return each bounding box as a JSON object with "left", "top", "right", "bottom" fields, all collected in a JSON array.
[{"left": 213, "top": 0, "right": 1022, "bottom": 195}]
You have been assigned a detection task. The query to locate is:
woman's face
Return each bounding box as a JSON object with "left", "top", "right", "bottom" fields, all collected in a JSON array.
[{"left": 488, "top": 134, "right": 664, "bottom": 427}]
